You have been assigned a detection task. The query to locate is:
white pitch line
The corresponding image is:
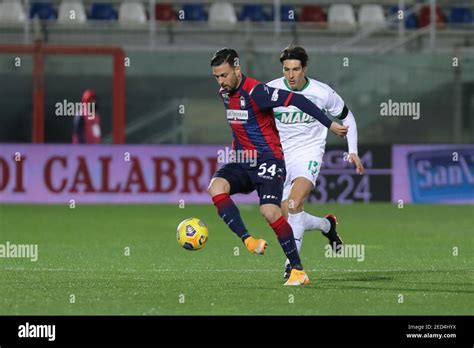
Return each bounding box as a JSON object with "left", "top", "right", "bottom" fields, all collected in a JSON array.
[{"left": 1, "top": 268, "right": 469, "bottom": 273}]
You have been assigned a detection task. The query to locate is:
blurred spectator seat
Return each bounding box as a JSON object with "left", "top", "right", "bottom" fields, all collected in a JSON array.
[
  {"left": 280, "top": 5, "right": 296, "bottom": 22},
  {"left": 239, "top": 4, "right": 270, "bottom": 22},
  {"left": 405, "top": 13, "right": 418, "bottom": 28},
  {"left": 90, "top": 2, "right": 117, "bottom": 21},
  {"left": 58, "top": 0, "right": 87, "bottom": 23},
  {"left": 418, "top": 5, "right": 447, "bottom": 28},
  {"left": 389, "top": 6, "right": 418, "bottom": 29},
  {"left": 449, "top": 6, "right": 473, "bottom": 24},
  {"left": 0, "top": 0, "right": 26, "bottom": 23},
  {"left": 155, "top": 4, "right": 176, "bottom": 21},
  {"left": 30, "top": 1, "right": 57, "bottom": 20},
  {"left": 359, "top": 4, "right": 386, "bottom": 28},
  {"left": 209, "top": 2, "right": 237, "bottom": 28},
  {"left": 299, "top": 5, "right": 326, "bottom": 24},
  {"left": 119, "top": 1, "right": 147, "bottom": 24},
  {"left": 328, "top": 4, "right": 356, "bottom": 29},
  {"left": 181, "top": 4, "right": 207, "bottom": 21}
]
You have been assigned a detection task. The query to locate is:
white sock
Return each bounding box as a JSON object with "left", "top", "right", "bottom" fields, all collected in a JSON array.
[
  {"left": 303, "top": 211, "right": 330, "bottom": 233},
  {"left": 285, "top": 211, "right": 305, "bottom": 267}
]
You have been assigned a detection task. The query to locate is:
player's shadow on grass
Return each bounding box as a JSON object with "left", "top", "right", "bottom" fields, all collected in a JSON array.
[
  {"left": 320, "top": 271, "right": 474, "bottom": 294},
  {"left": 319, "top": 283, "right": 474, "bottom": 294},
  {"left": 322, "top": 272, "right": 395, "bottom": 282},
  {"left": 346, "top": 275, "right": 394, "bottom": 282}
]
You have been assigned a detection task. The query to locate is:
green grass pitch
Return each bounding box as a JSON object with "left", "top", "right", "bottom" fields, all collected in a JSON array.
[{"left": 0, "top": 203, "right": 473, "bottom": 315}]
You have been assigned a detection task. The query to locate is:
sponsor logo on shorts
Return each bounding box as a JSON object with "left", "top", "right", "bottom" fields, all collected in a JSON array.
[{"left": 262, "top": 195, "right": 278, "bottom": 200}]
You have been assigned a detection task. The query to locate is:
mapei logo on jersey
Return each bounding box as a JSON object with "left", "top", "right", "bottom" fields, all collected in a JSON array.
[
  {"left": 226, "top": 110, "right": 249, "bottom": 124},
  {"left": 240, "top": 96, "right": 246, "bottom": 109},
  {"left": 274, "top": 111, "right": 316, "bottom": 124}
]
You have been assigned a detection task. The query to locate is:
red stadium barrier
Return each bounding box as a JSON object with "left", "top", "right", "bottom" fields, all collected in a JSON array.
[{"left": 0, "top": 41, "right": 126, "bottom": 144}]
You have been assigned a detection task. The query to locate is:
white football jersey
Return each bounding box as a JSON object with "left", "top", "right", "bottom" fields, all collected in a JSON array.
[{"left": 267, "top": 77, "right": 345, "bottom": 155}]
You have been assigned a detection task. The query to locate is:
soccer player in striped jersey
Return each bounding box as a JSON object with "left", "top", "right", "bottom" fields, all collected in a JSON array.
[
  {"left": 207, "top": 48, "right": 348, "bottom": 285},
  {"left": 266, "top": 45, "right": 365, "bottom": 278}
]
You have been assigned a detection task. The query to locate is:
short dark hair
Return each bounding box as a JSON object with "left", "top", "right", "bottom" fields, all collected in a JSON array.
[
  {"left": 210, "top": 48, "right": 240, "bottom": 67},
  {"left": 279, "top": 45, "right": 308, "bottom": 67}
]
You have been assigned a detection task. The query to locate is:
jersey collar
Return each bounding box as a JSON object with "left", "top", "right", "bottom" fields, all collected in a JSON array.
[
  {"left": 233, "top": 74, "right": 246, "bottom": 94},
  {"left": 284, "top": 76, "right": 310, "bottom": 92}
]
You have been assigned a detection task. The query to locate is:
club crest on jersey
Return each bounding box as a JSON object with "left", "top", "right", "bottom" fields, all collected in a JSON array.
[{"left": 240, "top": 96, "right": 246, "bottom": 109}]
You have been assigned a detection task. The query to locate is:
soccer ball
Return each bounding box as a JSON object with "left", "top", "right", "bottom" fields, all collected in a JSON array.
[{"left": 176, "top": 218, "right": 209, "bottom": 251}]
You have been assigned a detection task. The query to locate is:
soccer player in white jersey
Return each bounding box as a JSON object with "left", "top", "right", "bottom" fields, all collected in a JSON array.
[{"left": 267, "top": 45, "right": 365, "bottom": 278}]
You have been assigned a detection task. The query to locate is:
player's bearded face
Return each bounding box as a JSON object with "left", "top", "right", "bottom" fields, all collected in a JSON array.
[
  {"left": 283, "top": 60, "right": 306, "bottom": 90},
  {"left": 212, "top": 63, "right": 241, "bottom": 93}
]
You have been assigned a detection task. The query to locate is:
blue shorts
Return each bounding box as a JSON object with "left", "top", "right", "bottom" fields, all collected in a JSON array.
[{"left": 213, "top": 157, "right": 286, "bottom": 206}]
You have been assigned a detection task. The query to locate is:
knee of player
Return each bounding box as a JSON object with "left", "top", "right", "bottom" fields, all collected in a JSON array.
[
  {"left": 207, "top": 178, "right": 229, "bottom": 196},
  {"left": 206, "top": 182, "right": 214, "bottom": 196},
  {"left": 207, "top": 181, "right": 219, "bottom": 196},
  {"left": 287, "top": 198, "right": 303, "bottom": 214},
  {"left": 259, "top": 206, "right": 280, "bottom": 223}
]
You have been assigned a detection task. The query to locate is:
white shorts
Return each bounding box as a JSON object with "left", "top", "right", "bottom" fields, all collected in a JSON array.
[{"left": 282, "top": 145, "right": 325, "bottom": 201}]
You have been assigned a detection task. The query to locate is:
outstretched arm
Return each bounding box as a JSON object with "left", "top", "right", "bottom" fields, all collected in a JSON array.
[
  {"left": 342, "top": 110, "right": 364, "bottom": 174},
  {"left": 250, "top": 83, "right": 348, "bottom": 137}
]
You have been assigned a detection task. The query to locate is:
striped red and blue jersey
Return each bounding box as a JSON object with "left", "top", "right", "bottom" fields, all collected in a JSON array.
[{"left": 219, "top": 75, "right": 294, "bottom": 161}]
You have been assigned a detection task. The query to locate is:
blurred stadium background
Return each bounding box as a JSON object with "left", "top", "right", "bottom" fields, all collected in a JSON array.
[
  {"left": 0, "top": 0, "right": 472, "bottom": 203},
  {"left": 0, "top": 0, "right": 473, "bottom": 145},
  {"left": 0, "top": 0, "right": 473, "bottom": 315}
]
